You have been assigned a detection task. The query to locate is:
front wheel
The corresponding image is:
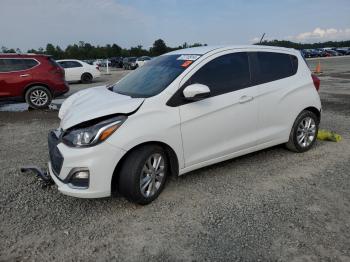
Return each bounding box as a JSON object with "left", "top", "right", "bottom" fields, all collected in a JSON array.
[
  {"left": 25, "top": 86, "right": 52, "bottom": 109},
  {"left": 286, "top": 110, "right": 319, "bottom": 152},
  {"left": 118, "top": 145, "right": 168, "bottom": 205}
]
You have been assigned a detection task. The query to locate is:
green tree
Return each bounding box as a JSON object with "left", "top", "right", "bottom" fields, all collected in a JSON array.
[
  {"left": 45, "top": 43, "right": 57, "bottom": 57},
  {"left": 110, "top": 43, "right": 122, "bottom": 57},
  {"left": 1, "top": 46, "right": 16, "bottom": 53},
  {"left": 151, "top": 39, "right": 167, "bottom": 56}
]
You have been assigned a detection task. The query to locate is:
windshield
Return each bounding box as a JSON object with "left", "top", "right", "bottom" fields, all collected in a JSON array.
[{"left": 112, "top": 54, "right": 199, "bottom": 98}]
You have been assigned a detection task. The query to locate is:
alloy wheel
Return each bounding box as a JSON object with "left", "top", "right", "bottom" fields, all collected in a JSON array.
[
  {"left": 140, "top": 153, "right": 165, "bottom": 198},
  {"left": 30, "top": 89, "right": 49, "bottom": 106},
  {"left": 297, "top": 117, "right": 316, "bottom": 147}
]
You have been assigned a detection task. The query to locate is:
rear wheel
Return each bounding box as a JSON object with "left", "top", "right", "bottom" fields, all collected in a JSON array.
[
  {"left": 118, "top": 145, "right": 168, "bottom": 205},
  {"left": 81, "top": 73, "right": 93, "bottom": 84},
  {"left": 286, "top": 110, "right": 319, "bottom": 152},
  {"left": 25, "top": 86, "right": 52, "bottom": 109}
]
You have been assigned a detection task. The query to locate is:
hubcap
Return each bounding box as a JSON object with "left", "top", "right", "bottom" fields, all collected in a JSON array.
[
  {"left": 297, "top": 117, "right": 316, "bottom": 147},
  {"left": 30, "top": 90, "right": 48, "bottom": 106},
  {"left": 140, "top": 153, "right": 165, "bottom": 198}
]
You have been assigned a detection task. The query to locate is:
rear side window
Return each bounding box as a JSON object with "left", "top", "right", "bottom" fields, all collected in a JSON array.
[
  {"left": 59, "top": 61, "right": 82, "bottom": 68},
  {"left": 0, "top": 58, "right": 38, "bottom": 72},
  {"left": 22, "top": 59, "right": 39, "bottom": 69},
  {"left": 187, "top": 52, "right": 251, "bottom": 96},
  {"left": 251, "top": 52, "right": 298, "bottom": 84}
]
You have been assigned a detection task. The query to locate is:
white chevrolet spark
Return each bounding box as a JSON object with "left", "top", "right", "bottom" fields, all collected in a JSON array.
[{"left": 48, "top": 45, "right": 321, "bottom": 204}]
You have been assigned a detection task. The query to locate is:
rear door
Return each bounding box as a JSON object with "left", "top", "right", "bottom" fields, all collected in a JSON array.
[
  {"left": 249, "top": 51, "right": 299, "bottom": 144},
  {"left": 175, "top": 51, "right": 259, "bottom": 167},
  {"left": 0, "top": 58, "right": 35, "bottom": 97}
]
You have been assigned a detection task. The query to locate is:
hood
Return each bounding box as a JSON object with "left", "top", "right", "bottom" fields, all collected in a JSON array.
[{"left": 59, "top": 86, "right": 144, "bottom": 130}]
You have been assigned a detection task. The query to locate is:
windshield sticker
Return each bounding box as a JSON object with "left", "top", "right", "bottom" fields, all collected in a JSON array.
[
  {"left": 181, "top": 60, "right": 193, "bottom": 68},
  {"left": 177, "top": 55, "right": 201, "bottom": 61}
]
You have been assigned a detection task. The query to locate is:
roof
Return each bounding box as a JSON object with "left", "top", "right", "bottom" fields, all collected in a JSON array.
[
  {"left": 0, "top": 53, "right": 50, "bottom": 58},
  {"left": 56, "top": 59, "right": 83, "bottom": 62},
  {"left": 166, "top": 45, "right": 298, "bottom": 55}
]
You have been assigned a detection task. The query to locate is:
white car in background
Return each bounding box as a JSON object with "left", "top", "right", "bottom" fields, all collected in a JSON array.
[
  {"left": 57, "top": 59, "right": 101, "bottom": 84},
  {"left": 136, "top": 56, "right": 151, "bottom": 68}
]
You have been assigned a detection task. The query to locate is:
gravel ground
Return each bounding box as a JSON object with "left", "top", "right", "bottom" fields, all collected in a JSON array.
[{"left": 0, "top": 57, "right": 349, "bottom": 261}]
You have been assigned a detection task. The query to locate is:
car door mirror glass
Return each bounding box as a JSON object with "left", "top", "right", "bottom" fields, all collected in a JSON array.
[{"left": 183, "top": 84, "right": 211, "bottom": 101}]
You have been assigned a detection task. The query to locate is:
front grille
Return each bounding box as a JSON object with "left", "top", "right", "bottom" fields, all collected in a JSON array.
[{"left": 48, "top": 130, "right": 64, "bottom": 176}]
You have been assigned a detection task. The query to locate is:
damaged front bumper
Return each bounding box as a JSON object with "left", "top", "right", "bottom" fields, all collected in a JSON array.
[
  {"left": 47, "top": 129, "right": 126, "bottom": 198},
  {"left": 20, "top": 166, "right": 54, "bottom": 186},
  {"left": 22, "top": 129, "right": 127, "bottom": 199}
]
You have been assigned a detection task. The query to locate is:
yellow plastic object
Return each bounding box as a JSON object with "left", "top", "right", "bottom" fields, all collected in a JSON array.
[{"left": 317, "top": 129, "right": 342, "bottom": 142}]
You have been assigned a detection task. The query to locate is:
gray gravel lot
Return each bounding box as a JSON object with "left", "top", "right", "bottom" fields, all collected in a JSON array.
[{"left": 0, "top": 57, "right": 349, "bottom": 261}]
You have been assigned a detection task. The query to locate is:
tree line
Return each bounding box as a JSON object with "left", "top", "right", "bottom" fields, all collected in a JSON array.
[
  {"left": 2, "top": 39, "right": 350, "bottom": 59},
  {"left": 1, "top": 39, "right": 206, "bottom": 60},
  {"left": 256, "top": 39, "right": 350, "bottom": 49}
]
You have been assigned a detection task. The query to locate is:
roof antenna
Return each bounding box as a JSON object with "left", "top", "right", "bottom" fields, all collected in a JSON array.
[{"left": 259, "top": 33, "right": 266, "bottom": 44}]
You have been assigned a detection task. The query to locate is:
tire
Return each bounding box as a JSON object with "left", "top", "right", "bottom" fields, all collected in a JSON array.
[
  {"left": 25, "top": 86, "right": 52, "bottom": 109},
  {"left": 81, "top": 73, "right": 93, "bottom": 84},
  {"left": 118, "top": 145, "right": 168, "bottom": 205},
  {"left": 286, "top": 110, "right": 319, "bottom": 153}
]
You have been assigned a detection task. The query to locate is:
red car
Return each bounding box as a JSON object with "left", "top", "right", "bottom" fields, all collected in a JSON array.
[{"left": 0, "top": 54, "right": 69, "bottom": 108}]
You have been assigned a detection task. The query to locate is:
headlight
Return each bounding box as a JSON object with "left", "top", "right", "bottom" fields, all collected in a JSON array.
[{"left": 62, "top": 116, "right": 127, "bottom": 147}]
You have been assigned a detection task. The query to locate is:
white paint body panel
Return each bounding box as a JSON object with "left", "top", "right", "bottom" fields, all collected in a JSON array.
[
  {"left": 58, "top": 86, "right": 144, "bottom": 129},
  {"left": 51, "top": 45, "right": 321, "bottom": 198}
]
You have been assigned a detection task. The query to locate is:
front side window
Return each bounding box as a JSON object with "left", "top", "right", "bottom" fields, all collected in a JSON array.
[
  {"left": 186, "top": 52, "right": 251, "bottom": 96},
  {"left": 112, "top": 55, "right": 199, "bottom": 98}
]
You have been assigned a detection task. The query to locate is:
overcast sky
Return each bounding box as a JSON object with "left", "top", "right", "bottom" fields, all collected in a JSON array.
[{"left": 1, "top": 0, "right": 350, "bottom": 51}]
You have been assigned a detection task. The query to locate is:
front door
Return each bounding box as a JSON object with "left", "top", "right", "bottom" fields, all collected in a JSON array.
[{"left": 177, "top": 52, "right": 259, "bottom": 167}]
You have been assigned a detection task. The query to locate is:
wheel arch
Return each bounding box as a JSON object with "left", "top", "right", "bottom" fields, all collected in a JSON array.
[
  {"left": 81, "top": 72, "right": 93, "bottom": 78},
  {"left": 303, "top": 106, "right": 321, "bottom": 123},
  {"left": 22, "top": 82, "right": 53, "bottom": 98},
  {"left": 111, "top": 141, "right": 179, "bottom": 195}
]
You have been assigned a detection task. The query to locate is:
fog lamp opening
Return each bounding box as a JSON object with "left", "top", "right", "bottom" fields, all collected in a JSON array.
[{"left": 68, "top": 169, "right": 90, "bottom": 189}]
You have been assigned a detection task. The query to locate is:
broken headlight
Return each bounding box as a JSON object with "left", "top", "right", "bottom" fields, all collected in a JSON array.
[{"left": 62, "top": 116, "right": 127, "bottom": 147}]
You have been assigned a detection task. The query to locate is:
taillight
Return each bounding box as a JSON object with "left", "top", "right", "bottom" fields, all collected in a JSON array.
[
  {"left": 50, "top": 66, "right": 65, "bottom": 79},
  {"left": 311, "top": 74, "right": 320, "bottom": 91},
  {"left": 61, "top": 67, "right": 65, "bottom": 78},
  {"left": 96, "top": 66, "right": 100, "bottom": 71}
]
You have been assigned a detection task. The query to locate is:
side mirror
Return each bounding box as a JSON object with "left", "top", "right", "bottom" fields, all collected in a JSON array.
[{"left": 183, "top": 84, "right": 211, "bottom": 101}]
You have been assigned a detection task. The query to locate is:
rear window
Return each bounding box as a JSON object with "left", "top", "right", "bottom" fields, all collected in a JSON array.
[
  {"left": 252, "top": 52, "right": 298, "bottom": 84},
  {"left": 48, "top": 57, "right": 61, "bottom": 67},
  {"left": 0, "top": 58, "right": 38, "bottom": 72}
]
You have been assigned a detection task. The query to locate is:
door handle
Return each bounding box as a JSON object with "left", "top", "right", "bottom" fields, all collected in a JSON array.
[
  {"left": 20, "top": 74, "right": 30, "bottom": 77},
  {"left": 239, "top": 95, "right": 254, "bottom": 104}
]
